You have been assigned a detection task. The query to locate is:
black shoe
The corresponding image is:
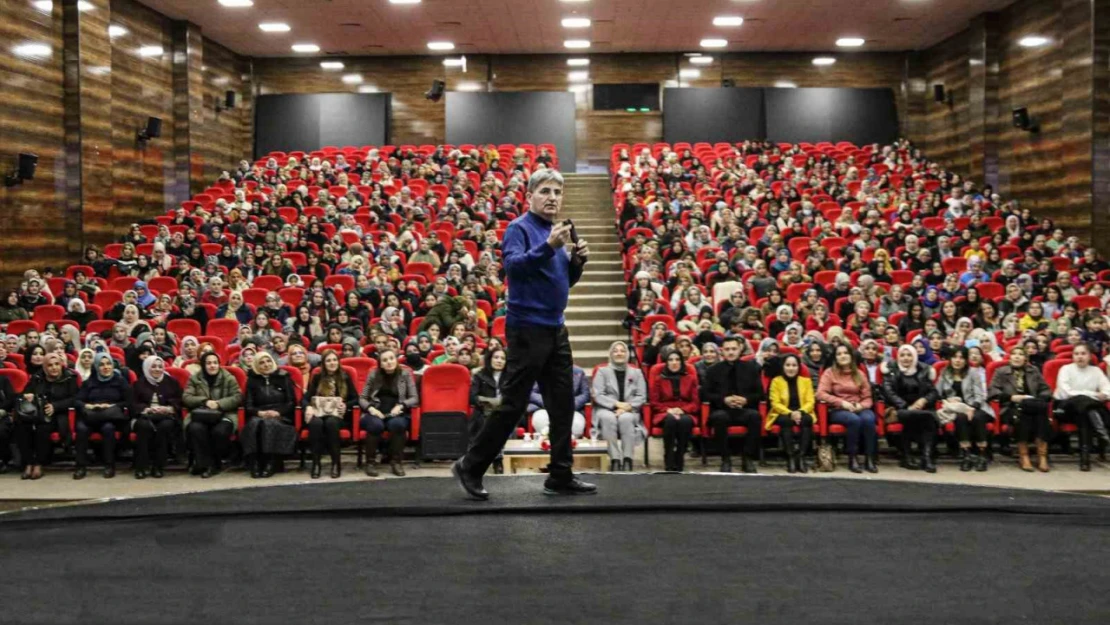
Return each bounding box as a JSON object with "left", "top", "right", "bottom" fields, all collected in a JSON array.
[
  {"left": 451, "top": 460, "right": 489, "bottom": 501},
  {"left": 720, "top": 459, "right": 732, "bottom": 473},
  {"left": 742, "top": 458, "right": 758, "bottom": 474},
  {"left": 250, "top": 459, "right": 262, "bottom": 479},
  {"left": 330, "top": 462, "right": 341, "bottom": 479},
  {"left": 202, "top": 466, "right": 220, "bottom": 479},
  {"left": 492, "top": 458, "right": 504, "bottom": 475},
  {"left": 151, "top": 468, "right": 164, "bottom": 479},
  {"left": 310, "top": 461, "right": 322, "bottom": 479},
  {"left": 960, "top": 450, "right": 974, "bottom": 472},
  {"left": 865, "top": 455, "right": 878, "bottom": 473},
  {"left": 848, "top": 455, "right": 862, "bottom": 473},
  {"left": 922, "top": 452, "right": 937, "bottom": 474},
  {"left": 899, "top": 455, "right": 920, "bottom": 470},
  {"left": 134, "top": 469, "right": 147, "bottom": 480},
  {"left": 786, "top": 454, "right": 797, "bottom": 474},
  {"left": 73, "top": 467, "right": 87, "bottom": 480},
  {"left": 391, "top": 462, "right": 406, "bottom": 477},
  {"left": 190, "top": 467, "right": 205, "bottom": 476},
  {"left": 262, "top": 459, "right": 278, "bottom": 478},
  {"left": 610, "top": 459, "right": 620, "bottom": 472},
  {"left": 1080, "top": 447, "right": 1092, "bottom": 472},
  {"left": 102, "top": 466, "right": 116, "bottom": 479},
  {"left": 21, "top": 468, "right": 31, "bottom": 481},
  {"left": 543, "top": 477, "right": 597, "bottom": 496},
  {"left": 364, "top": 461, "right": 380, "bottom": 477},
  {"left": 975, "top": 455, "right": 988, "bottom": 472},
  {"left": 622, "top": 458, "right": 633, "bottom": 472}
]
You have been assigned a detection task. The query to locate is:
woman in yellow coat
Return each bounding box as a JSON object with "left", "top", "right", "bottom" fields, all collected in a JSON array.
[{"left": 766, "top": 354, "right": 816, "bottom": 473}]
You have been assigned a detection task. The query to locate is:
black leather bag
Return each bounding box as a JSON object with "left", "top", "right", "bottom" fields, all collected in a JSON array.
[
  {"left": 85, "top": 405, "right": 127, "bottom": 425},
  {"left": 190, "top": 408, "right": 223, "bottom": 425},
  {"left": 14, "top": 399, "right": 42, "bottom": 424}
]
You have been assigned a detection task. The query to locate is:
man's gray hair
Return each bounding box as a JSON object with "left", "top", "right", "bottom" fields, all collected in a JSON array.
[{"left": 527, "top": 168, "right": 564, "bottom": 193}]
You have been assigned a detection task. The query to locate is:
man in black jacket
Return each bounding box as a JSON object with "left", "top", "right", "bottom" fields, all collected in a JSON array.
[{"left": 703, "top": 336, "right": 764, "bottom": 473}]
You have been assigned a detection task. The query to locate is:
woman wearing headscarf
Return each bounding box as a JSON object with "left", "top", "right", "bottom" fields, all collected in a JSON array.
[
  {"left": 183, "top": 352, "right": 242, "bottom": 478},
  {"left": 73, "top": 348, "right": 95, "bottom": 383},
  {"left": 174, "top": 336, "right": 200, "bottom": 368},
  {"left": 74, "top": 352, "right": 132, "bottom": 479},
  {"left": 167, "top": 293, "right": 210, "bottom": 334},
  {"left": 911, "top": 335, "right": 938, "bottom": 366},
  {"left": 359, "top": 347, "right": 418, "bottom": 477},
  {"left": 130, "top": 356, "right": 183, "bottom": 479},
  {"left": 881, "top": 344, "right": 940, "bottom": 473},
  {"left": 754, "top": 338, "right": 783, "bottom": 379},
  {"left": 286, "top": 305, "right": 325, "bottom": 343},
  {"left": 591, "top": 341, "right": 647, "bottom": 472},
  {"left": 133, "top": 281, "right": 156, "bottom": 309},
  {"left": 17, "top": 353, "right": 76, "bottom": 479},
  {"left": 767, "top": 354, "right": 816, "bottom": 473},
  {"left": 216, "top": 291, "right": 254, "bottom": 325},
  {"left": 242, "top": 351, "right": 297, "bottom": 479},
  {"left": 767, "top": 304, "right": 794, "bottom": 338},
  {"left": 649, "top": 350, "right": 699, "bottom": 472},
  {"left": 64, "top": 298, "right": 95, "bottom": 331},
  {"left": 988, "top": 346, "right": 1053, "bottom": 472},
  {"left": 800, "top": 339, "right": 827, "bottom": 387},
  {"left": 0, "top": 290, "right": 30, "bottom": 323},
  {"left": 303, "top": 349, "right": 357, "bottom": 479}
]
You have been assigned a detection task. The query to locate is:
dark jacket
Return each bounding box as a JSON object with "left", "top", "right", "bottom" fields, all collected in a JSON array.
[
  {"left": 881, "top": 366, "right": 938, "bottom": 410},
  {"left": 987, "top": 364, "right": 1051, "bottom": 406},
  {"left": 0, "top": 375, "right": 16, "bottom": 419},
  {"left": 131, "top": 375, "right": 183, "bottom": 421},
  {"left": 77, "top": 372, "right": 132, "bottom": 409},
  {"left": 703, "top": 359, "right": 765, "bottom": 411},
  {"left": 469, "top": 368, "right": 502, "bottom": 418},
  {"left": 25, "top": 369, "right": 80, "bottom": 417},
  {"left": 215, "top": 304, "right": 254, "bottom": 325},
  {"left": 245, "top": 370, "right": 296, "bottom": 425}
]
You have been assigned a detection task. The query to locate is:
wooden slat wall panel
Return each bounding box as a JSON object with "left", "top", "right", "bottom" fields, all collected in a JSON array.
[
  {"left": 1058, "top": 0, "right": 1095, "bottom": 234},
  {"left": 195, "top": 38, "right": 252, "bottom": 192},
  {"left": 0, "top": 0, "right": 68, "bottom": 286},
  {"left": 170, "top": 21, "right": 202, "bottom": 208},
  {"left": 921, "top": 31, "right": 972, "bottom": 179},
  {"left": 1093, "top": 0, "right": 1110, "bottom": 243}
]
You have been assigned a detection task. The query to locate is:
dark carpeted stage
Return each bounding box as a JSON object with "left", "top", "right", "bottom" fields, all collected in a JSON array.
[{"left": 2, "top": 474, "right": 1109, "bottom": 624}]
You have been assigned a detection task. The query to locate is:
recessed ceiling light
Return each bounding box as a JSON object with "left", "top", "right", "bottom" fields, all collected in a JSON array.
[
  {"left": 812, "top": 57, "right": 836, "bottom": 65},
  {"left": 836, "top": 37, "right": 865, "bottom": 47},
  {"left": 12, "top": 43, "right": 52, "bottom": 58},
  {"left": 713, "top": 16, "right": 744, "bottom": 27},
  {"left": 567, "top": 58, "right": 589, "bottom": 66},
  {"left": 218, "top": 0, "right": 253, "bottom": 6},
  {"left": 443, "top": 58, "right": 465, "bottom": 67},
  {"left": 427, "top": 41, "right": 455, "bottom": 51},
  {"left": 700, "top": 38, "right": 727, "bottom": 48},
  {"left": 389, "top": 0, "right": 421, "bottom": 3},
  {"left": 342, "top": 74, "right": 363, "bottom": 84},
  {"left": 774, "top": 81, "right": 797, "bottom": 88},
  {"left": 358, "top": 85, "right": 380, "bottom": 93},
  {"left": 568, "top": 71, "right": 589, "bottom": 81},
  {"left": 456, "top": 81, "right": 483, "bottom": 91},
  {"left": 1019, "top": 35, "right": 1049, "bottom": 47},
  {"left": 139, "top": 45, "right": 164, "bottom": 57},
  {"left": 259, "top": 23, "right": 290, "bottom": 32},
  {"left": 291, "top": 43, "right": 320, "bottom": 53},
  {"left": 679, "top": 69, "right": 701, "bottom": 78},
  {"left": 561, "top": 17, "right": 591, "bottom": 28},
  {"left": 108, "top": 24, "right": 128, "bottom": 38},
  {"left": 689, "top": 55, "right": 713, "bottom": 65},
  {"left": 320, "top": 61, "right": 344, "bottom": 70},
  {"left": 564, "top": 39, "right": 590, "bottom": 49}
]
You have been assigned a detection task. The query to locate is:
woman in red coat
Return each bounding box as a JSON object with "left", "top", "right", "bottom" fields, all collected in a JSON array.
[{"left": 650, "top": 350, "right": 700, "bottom": 472}]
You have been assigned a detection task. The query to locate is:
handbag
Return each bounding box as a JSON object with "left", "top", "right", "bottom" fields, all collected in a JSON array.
[
  {"left": 15, "top": 398, "right": 42, "bottom": 424},
  {"left": 190, "top": 408, "right": 223, "bottom": 425},
  {"left": 815, "top": 441, "right": 837, "bottom": 472},
  {"left": 85, "top": 405, "right": 127, "bottom": 425}
]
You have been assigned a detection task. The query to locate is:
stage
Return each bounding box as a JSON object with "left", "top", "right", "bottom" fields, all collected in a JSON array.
[{"left": 1, "top": 474, "right": 1108, "bottom": 624}]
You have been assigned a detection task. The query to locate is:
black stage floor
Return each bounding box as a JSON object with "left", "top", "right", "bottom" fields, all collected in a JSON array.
[{"left": 2, "top": 474, "right": 1109, "bottom": 624}]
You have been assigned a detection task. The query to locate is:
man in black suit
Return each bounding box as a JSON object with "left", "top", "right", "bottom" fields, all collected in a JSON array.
[{"left": 703, "top": 336, "right": 764, "bottom": 473}]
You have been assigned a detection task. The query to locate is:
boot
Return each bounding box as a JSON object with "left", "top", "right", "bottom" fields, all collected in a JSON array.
[
  {"left": 975, "top": 453, "right": 988, "bottom": 472},
  {"left": 389, "top": 433, "right": 406, "bottom": 476},
  {"left": 363, "top": 435, "right": 380, "bottom": 477},
  {"left": 1079, "top": 445, "right": 1091, "bottom": 472},
  {"left": 330, "top": 459, "right": 341, "bottom": 479},
  {"left": 959, "top": 448, "right": 974, "bottom": 472},
  {"left": 864, "top": 455, "right": 878, "bottom": 473},
  {"left": 921, "top": 446, "right": 936, "bottom": 474},
  {"left": 1036, "top": 440, "right": 1050, "bottom": 473},
  {"left": 899, "top": 439, "right": 918, "bottom": 470},
  {"left": 1017, "top": 442, "right": 1033, "bottom": 472},
  {"left": 622, "top": 458, "right": 633, "bottom": 472},
  {"left": 798, "top": 454, "right": 808, "bottom": 474},
  {"left": 262, "top": 456, "right": 279, "bottom": 478},
  {"left": 786, "top": 449, "right": 797, "bottom": 474},
  {"left": 249, "top": 455, "right": 262, "bottom": 479},
  {"left": 848, "top": 455, "right": 862, "bottom": 473},
  {"left": 311, "top": 456, "right": 322, "bottom": 479},
  {"left": 610, "top": 459, "right": 620, "bottom": 472},
  {"left": 741, "top": 457, "right": 757, "bottom": 474},
  {"left": 720, "top": 458, "right": 732, "bottom": 473}
]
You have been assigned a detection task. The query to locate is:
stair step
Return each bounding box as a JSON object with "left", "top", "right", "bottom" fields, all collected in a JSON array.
[
  {"left": 565, "top": 306, "right": 627, "bottom": 321},
  {"left": 568, "top": 293, "right": 627, "bottom": 304},
  {"left": 572, "top": 281, "right": 627, "bottom": 295},
  {"left": 568, "top": 350, "right": 614, "bottom": 367},
  {"left": 565, "top": 320, "right": 627, "bottom": 336}
]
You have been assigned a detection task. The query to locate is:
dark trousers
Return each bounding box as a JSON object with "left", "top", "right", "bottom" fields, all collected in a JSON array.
[
  {"left": 359, "top": 414, "right": 409, "bottom": 460},
  {"left": 708, "top": 408, "right": 761, "bottom": 461},
  {"left": 897, "top": 409, "right": 937, "bottom": 450},
  {"left": 0, "top": 419, "right": 10, "bottom": 464},
  {"left": 661, "top": 413, "right": 694, "bottom": 469},
  {"left": 132, "top": 417, "right": 176, "bottom": 471},
  {"left": 1059, "top": 396, "right": 1110, "bottom": 449},
  {"left": 829, "top": 409, "right": 877, "bottom": 456},
  {"left": 773, "top": 413, "right": 813, "bottom": 455},
  {"left": 463, "top": 324, "right": 575, "bottom": 482},
  {"left": 307, "top": 415, "right": 343, "bottom": 463},
  {"left": 186, "top": 420, "right": 234, "bottom": 470},
  {"left": 75, "top": 419, "right": 126, "bottom": 467},
  {"left": 14, "top": 419, "right": 52, "bottom": 467},
  {"left": 954, "top": 409, "right": 992, "bottom": 445},
  {"left": 1003, "top": 399, "right": 1051, "bottom": 442}
]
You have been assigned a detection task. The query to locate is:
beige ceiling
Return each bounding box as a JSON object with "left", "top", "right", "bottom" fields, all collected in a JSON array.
[{"left": 134, "top": 0, "right": 1017, "bottom": 57}]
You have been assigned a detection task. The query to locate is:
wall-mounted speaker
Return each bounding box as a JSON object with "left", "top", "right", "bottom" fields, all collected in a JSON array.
[
  {"left": 225, "top": 90, "right": 238, "bottom": 109},
  {"left": 1012, "top": 106, "right": 1038, "bottom": 132},
  {"left": 721, "top": 78, "right": 736, "bottom": 88},
  {"left": 425, "top": 79, "right": 446, "bottom": 102},
  {"left": 137, "top": 116, "right": 162, "bottom": 143},
  {"left": 4, "top": 153, "right": 38, "bottom": 187},
  {"left": 934, "top": 84, "right": 946, "bottom": 103}
]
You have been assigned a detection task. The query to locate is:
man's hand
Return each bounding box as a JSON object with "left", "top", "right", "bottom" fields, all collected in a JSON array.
[
  {"left": 573, "top": 239, "right": 590, "bottom": 262},
  {"left": 546, "top": 223, "right": 572, "bottom": 249}
]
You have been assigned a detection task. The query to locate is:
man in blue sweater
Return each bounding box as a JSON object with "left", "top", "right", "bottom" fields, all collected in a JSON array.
[{"left": 453, "top": 169, "right": 597, "bottom": 499}]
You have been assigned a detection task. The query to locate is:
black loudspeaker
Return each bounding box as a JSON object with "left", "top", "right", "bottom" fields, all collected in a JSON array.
[
  {"left": 425, "top": 79, "right": 446, "bottom": 102},
  {"left": 1012, "top": 107, "right": 1038, "bottom": 132},
  {"left": 934, "top": 84, "right": 945, "bottom": 102},
  {"left": 4, "top": 153, "right": 38, "bottom": 187},
  {"left": 137, "top": 116, "right": 162, "bottom": 143},
  {"left": 722, "top": 78, "right": 736, "bottom": 88},
  {"left": 225, "top": 90, "right": 238, "bottom": 109},
  {"left": 418, "top": 411, "right": 470, "bottom": 461}
]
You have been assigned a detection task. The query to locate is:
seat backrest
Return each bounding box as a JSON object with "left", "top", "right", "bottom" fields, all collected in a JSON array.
[
  {"left": 420, "top": 364, "right": 471, "bottom": 413},
  {"left": 0, "top": 369, "right": 30, "bottom": 393}
]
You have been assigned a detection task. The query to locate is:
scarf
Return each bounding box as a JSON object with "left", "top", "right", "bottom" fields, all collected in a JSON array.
[
  {"left": 76, "top": 348, "right": 95, "bottom": 381},
  {"left": 896, "top": 345, "right": 919, "bottom": 376},
  {"left": 143, "top": 356, "right": 166, "bottom": 386},
  {"left": 607, "top": 341, "right": 628, "bottom": 372},
  {"left": 785, "top": 374, "right": 801, "bottom": 411},
  {"left": 134, "top": 281, "right": 156, "bottom": 308},
  {"left": 94, "top": 353, "right": 116, "bottom": 382}
]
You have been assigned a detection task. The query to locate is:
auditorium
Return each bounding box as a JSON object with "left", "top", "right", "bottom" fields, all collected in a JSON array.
[{"left": 1, "top": 0, "right": 1109, "bottom": 622}]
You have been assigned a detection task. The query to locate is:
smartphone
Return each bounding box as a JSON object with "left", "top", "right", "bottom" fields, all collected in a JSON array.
[{"left": 562, "top": 219, "right": 579, "bottom": 245}]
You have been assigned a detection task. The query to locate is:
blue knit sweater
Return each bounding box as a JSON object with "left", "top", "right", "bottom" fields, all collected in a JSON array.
[{"left": 503, "top": 211, "right": 584, "bottom": 328}]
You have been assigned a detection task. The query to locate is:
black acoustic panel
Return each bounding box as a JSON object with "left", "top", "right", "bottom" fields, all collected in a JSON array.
[
  {"left": 764, "top": 88, "right": 898, "bottom": 146},
  {"left": 445, "top": 91, "right": 576, "bottom": 172},
  {"left": 663, "top": 88, "right": 765, "bottom": 144},
  {"left": 253, "top": 93, "right": 391, "bottom": 159}
]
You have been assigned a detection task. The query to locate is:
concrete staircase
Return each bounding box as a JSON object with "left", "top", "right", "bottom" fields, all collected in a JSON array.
[{"left": 560, "top": 173, "right": 628, "bottom": 369}]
